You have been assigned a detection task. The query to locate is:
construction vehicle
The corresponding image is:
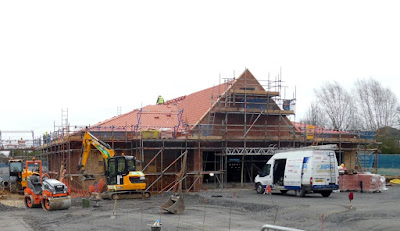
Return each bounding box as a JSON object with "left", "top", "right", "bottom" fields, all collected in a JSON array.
[
  {"left": 78, "top": 131, "right": 151, "bottom": 199},
  {"left": 24, "top": 158, "right": 71, "bottom": 211},
  {"left": 255, "top": 145, "right": 339, "bottom": 197},
  {"left": 8, "top": 158, "right": 36, "bottom": 193}
]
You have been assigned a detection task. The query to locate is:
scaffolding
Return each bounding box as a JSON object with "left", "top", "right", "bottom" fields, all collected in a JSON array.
[{"left": 32, "top": 70, "right": 372, "bottom": 194}]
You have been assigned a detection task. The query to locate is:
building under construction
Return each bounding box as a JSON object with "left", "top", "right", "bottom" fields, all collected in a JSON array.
[{"left": 30, "top": 69, "right": 373, "bottom": 194}]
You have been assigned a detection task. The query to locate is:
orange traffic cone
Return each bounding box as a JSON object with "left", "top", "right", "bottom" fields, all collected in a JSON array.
[
  {"left": 233, "top": 190, "right": 237, "bottom": 198},
  {"left": 264, "top": 185, "right": 272, "bottom": 195}
]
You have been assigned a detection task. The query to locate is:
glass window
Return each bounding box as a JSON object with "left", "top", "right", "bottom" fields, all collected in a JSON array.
[
  {"left": 10, "top": 162, "right": 23, "bottom": 173},
  {"left": 108, "top": 159, "right": 116, "bottom": 176},
  {"left": 259, "top": 164, "right": 271, "bottom": 177},
  {"left": 117, "top": 158, "right": 126, "bottom": 174},
  {"left": 127, "top": 159, "right": 136, "bottom": 171}
]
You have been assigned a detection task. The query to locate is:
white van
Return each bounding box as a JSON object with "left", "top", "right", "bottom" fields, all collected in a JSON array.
[{"left": 254, "top": 145, "right": 339, "bottom": 197}]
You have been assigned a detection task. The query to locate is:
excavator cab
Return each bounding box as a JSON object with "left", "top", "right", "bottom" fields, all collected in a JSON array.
[
  {"left": 107, "top": 156, "right": 141, "bottom": 186},
  {"left": 9, "top": 159, "right": 23, "bottom": 174},
  {"left": 9, "top": 159, "right": 23, "bottom": 193},
  {"left": 107, "top": 156, "right": 127, "bottom": 185}
]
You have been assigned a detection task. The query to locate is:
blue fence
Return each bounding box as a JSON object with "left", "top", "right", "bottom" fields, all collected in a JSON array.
[
  {"left": 377, "top": 154, "right": 400, "bottom": 176},
  {"left": 359, "top": 154, "right": 375, "bottom": 170},
  {"left": 359, "top": 154, "right": 400, "bottom": 176}
]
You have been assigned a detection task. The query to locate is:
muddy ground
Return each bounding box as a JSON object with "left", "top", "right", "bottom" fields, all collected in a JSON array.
[{"left": 1, "top": 185, "right": 400, "bottom": 231}]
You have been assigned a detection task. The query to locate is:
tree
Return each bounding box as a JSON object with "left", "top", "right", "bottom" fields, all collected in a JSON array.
[
  {"left": 355, "top": 78, "right": 399, "bottom": 131},
  {"left": 300, "top": 101, "right": 327, "bottom": 126},
  {"left": 314, "top": 81, "right": 354, "bottom": 130},
  {"left": 376, "top": 126, "right": 400, "bottom": 154}
]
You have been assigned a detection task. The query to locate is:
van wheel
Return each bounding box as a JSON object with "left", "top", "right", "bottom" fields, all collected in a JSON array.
[
  {"left": 296, "top": 188, "right": 306, "bottom": 197},
  {"left": 300, "top": 188, "right": 306, "bottom": 197},
  {"left": 280, "top": 190, "right": 288, "bottom": 194},
  {"left": 321, "top": 191, "right": 332, "bottom": 197},
  {"left": 256, "top": 183, "right": 264, "bottom": 194}
]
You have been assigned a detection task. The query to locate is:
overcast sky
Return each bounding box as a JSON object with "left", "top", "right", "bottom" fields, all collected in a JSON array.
[{"left": 1, "top": 0, "right": 399, "bottom": 139}]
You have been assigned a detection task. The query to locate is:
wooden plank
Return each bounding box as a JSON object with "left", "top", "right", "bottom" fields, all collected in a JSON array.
[{"left": 231, "top": 89, "right": 280, "bottom": 96}]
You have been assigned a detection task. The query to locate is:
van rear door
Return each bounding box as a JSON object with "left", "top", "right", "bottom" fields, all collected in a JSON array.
[
  {"left": 312, "top": 151, "right": 337, "bottom": 187},
  {"left": 284, "top": 156, "right": 303, "bottom": 189}
]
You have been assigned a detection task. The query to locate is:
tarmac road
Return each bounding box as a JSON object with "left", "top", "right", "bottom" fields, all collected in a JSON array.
[
  {"left": 1, "top": 185, "right": 400, "bottom": 231},
  {"left": 0, "top": 214, "right": 33, "bottom": 231}
]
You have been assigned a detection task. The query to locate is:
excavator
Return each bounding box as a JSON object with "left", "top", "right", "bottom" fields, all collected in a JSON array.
[
  {"left": 8, "top": 158, "right": 36, "bottom": 193},
  {"left": 78, "top": 131, "right": 151, "bottom": 199}
]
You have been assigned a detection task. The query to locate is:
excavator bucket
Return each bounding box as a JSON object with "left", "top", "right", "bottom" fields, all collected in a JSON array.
[
  {"left": 161, "top": 194, "right": 185, "bottom": 214},
  {"left": 78, "top": 174, "right": 95, "bottom": 181}
]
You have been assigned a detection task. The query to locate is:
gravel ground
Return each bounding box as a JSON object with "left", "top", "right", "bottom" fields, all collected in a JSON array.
[{"left": 1, "top": 185, "right": 400, "bottom": 231}]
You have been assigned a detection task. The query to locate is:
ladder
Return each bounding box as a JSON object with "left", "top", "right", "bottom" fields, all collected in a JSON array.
[
  {"left": 206, "top": 86, "right": 218, "bottom": 136},
  {"left": 61, "top": 108, "right": 68, "bottom": 135},
  {"left": 328, "top": 152, "right": 337, "bottom": 183}
]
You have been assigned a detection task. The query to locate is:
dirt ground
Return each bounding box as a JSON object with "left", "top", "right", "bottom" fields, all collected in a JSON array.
[{"left": 1, "top": 185, "right": 400, "bottom": 231}]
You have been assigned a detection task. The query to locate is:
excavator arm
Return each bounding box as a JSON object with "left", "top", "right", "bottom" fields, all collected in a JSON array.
[
  {"left": 78, "top": 131, "right": 115, "bottom": 173},
  {"left": 77, "top": 131, "right": 150, "bottom": 199}
]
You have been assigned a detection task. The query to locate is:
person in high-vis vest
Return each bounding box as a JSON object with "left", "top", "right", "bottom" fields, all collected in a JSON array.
[{"left": 156, "top": 95, "right": 164, "bottom": 104}]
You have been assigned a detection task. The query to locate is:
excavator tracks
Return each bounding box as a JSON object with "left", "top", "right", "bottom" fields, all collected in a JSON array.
[{"left": 101, "top": 191, "right": 151, "bottom": 200}]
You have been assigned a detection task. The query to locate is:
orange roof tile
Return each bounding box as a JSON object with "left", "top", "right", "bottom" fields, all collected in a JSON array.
[{"left": 89, "top": 69, "right": 262, "bottom": 133}]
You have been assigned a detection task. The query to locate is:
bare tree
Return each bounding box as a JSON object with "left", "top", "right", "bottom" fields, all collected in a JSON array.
[
  {"left": 354, "top": 78, "right": 399, "bottom": 130},
  {"left": 314, "top": 81, "right": 354, "bottom": 130},
  {"left": 397, "top": 107, "right": 400, "bottom": 127},
  {"left": 300, "top": 101, "right": 327, "bottom": 127}
]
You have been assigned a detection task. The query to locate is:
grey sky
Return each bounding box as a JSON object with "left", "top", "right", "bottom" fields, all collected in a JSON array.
[{"left": 1, "top": 0, "right": 399, "bottom": 139}]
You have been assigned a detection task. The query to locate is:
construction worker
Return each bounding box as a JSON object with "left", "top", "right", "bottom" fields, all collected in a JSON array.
[
  {"left": 338, "top": 163, "right": 346, "bottom": 174},
  {"left": 46, "top": 132, "right": 50, "bottom": 144},
  {"left": 44, "top": 132, "right": 49, "bottom": 144},
  {"left": 156, "top": 95, "right": 164, "bottom": 104}
]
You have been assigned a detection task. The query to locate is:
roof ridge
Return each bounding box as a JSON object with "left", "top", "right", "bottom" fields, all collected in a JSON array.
[
  {"left": 164, "top": 96, "right": 186, "bottom": 105},
  {"left": 163, "top": 80, "right": 234, "bottom": 106}
]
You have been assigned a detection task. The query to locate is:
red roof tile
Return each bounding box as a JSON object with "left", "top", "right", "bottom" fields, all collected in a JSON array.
[{"left": 89, "top": 69, "right": 265, "bottom": 133}]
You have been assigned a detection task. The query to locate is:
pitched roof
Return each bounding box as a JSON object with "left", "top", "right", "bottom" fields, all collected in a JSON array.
[
  {"left": 89, "top": 69, "right": 277, "bottom": 134},
  {"left": 89, "top": 73, "right": 236, "bottom": 132},
  {"left": 171, "top": 82, "right": 231, "bottom": 127},
  {"left": 90, "top": 104, "right": 182, "bottom": 132}
]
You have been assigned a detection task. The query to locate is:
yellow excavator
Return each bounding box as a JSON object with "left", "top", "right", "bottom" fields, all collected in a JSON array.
[
  {"left": 78, "top": 131, "right": 150, "bottom": 199},
  {"left": 8, "top": 158, "right": 36, "bottom": 194}
]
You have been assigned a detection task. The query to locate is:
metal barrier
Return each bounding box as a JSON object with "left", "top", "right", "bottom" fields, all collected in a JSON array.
[{"left": 260, "top": 224, "right": 305, "bottom": 231}]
